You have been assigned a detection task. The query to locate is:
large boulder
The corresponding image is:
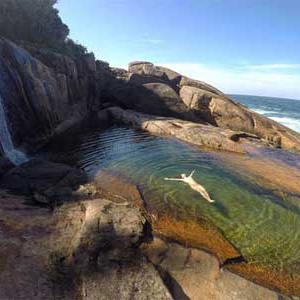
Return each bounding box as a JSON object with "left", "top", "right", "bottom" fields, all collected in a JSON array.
[
  {"left": 124, "top": 61, "right": 300, "bottom": 152},
  {"left": 180, "top": 76, "right": 224, "bottom": 96},
  {"left": 129, "top": 61, "right": 167, "bottom": 79},
  {"left": 128, "top": 62, "right": 182, "bottom": 92},
  {"left": 105, "top": 76, "right": 191, "bottom": 118},
  {"left": 128, "top": 61, "right": 222, "bottom": 94},
  {"left": 179, "top": 86, "right": 300, "bottom": 151},
  {"left": 141, "top": 82, "right": 186, "bottom": 113}
]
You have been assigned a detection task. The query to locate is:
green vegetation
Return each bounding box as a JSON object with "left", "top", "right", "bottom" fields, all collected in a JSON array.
[{"left": 0, "top": 0, "right": 87, "bottom": 57}]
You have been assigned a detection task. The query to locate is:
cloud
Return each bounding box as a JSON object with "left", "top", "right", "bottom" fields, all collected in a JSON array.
[
  {"left": 158, "top": 62, "right": 300, "bottom": 100},
  {"left": 139, "top": 39, "right": 164, "bottom": 45},
  {"left": 244, "top": 64, "right": 300, "bottom": 70}
]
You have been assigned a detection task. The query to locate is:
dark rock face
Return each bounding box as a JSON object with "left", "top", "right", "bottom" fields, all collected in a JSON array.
[
  {"left": 0, "top": 156, "right": 14, "bottom": 177},
  {"left": 0, "top": 38, "right": 101, "bottom": 153},
  {"left": 0, "top": 159, "right": 87, "bottom": 205}
]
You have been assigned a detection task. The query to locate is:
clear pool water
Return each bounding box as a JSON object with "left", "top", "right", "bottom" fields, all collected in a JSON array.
[{"left": 47, "top": 125, "right": 300, "bottom": 274}]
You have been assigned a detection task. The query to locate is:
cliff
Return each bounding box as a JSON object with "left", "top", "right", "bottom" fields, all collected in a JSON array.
[{"left": 0, "top": 38, "right": 101, "bottom": 153}]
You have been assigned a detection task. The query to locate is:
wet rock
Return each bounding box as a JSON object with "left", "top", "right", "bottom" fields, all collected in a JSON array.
[
  {"left": 143, "top": 237, "right": 289, "bottom": 300},
  {"left": 0, "top": 157, "right": 15, "bottom": 177},
  {"left": 0, "top": 38, "right": 101, "bottom": 152},
  {"left": 0, "top": 159, "right": 87, "bottom": 204},
  {"left": 26, "top": 46, "right": 78, "bottom": 77},
  {"left": 104, "top": 107, "right": 249, "bottom": 153}
]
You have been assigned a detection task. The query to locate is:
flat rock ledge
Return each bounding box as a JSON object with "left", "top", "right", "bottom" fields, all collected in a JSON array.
[
  {"left": 142, "top": 237, "right": 296, "bottom": 300},
  {"left": 103, "top": 107, "right": 260, "bottom": 153}
]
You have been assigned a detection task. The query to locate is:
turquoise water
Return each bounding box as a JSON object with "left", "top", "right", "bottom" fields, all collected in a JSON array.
[
  {"left": 230, "top": 94, "right": 300, "bottom": 133},
  {"left": 62, "top": 125, "right": 300, "bottom": 272}
]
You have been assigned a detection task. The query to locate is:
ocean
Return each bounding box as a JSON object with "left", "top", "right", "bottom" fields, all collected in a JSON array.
[{"left": 229, "top": 94, "right": 300, "bottom": 133}]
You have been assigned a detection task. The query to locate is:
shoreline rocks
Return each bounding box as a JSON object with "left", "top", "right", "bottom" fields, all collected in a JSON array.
[
  {"left": 0, "top": 159, "right": 88, "bottom": 206},
  {"left": 1, "top": 37, "right": 300, "bottom": 299},
  {"left": 1, "top": 37, "right": 300, "bottom": 155},
  {"left": 104, "top": 61, "right": 300, "bottom": 153},
  {"left": 0, "top": 160, "right": 299, "bottom": 299},
  {"left": 142, "top": 237, "right": 289, "bottom": 300},
  {"left": 103, "top": 106, "right": 262, "bottom": 153}
]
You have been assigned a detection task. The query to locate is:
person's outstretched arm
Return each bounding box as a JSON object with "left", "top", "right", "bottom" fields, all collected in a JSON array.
[
  {"left": 164, "top": 177, "right": 184, "bottom": 181},
  {"left": 189, "top": 170, "right": 196, "bottom": 178}
]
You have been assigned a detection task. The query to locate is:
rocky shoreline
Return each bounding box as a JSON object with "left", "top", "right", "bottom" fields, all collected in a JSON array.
[
  {"left": 1, "top": 38, "right": 300, "bottom": 299},
  {"left": 0, "top": 160, "right": 297, "bottom": 300}
]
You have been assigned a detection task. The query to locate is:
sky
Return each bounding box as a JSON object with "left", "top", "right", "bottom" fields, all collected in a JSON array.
[{"left": 56, "top": 0, "right": 300, "bottom": 100}]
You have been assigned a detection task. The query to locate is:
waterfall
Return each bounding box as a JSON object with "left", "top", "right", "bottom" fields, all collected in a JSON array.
[{"left": 0, "top": 93, "right": 27, "bottom": 165}]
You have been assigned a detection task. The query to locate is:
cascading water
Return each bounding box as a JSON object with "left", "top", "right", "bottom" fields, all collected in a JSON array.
[{"left": 0, "top": 93, "right": 27, "bottom": 165}]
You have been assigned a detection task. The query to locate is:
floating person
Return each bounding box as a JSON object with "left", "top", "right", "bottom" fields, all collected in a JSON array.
[{"left": 164, "top": 170, "right": 215, "bottom": 203}]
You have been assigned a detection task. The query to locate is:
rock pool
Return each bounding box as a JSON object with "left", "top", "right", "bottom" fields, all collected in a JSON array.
[{"left": 41, "top": 125, "right": 300, "bottom": 294}]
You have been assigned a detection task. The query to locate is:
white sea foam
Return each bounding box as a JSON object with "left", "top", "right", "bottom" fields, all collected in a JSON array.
[
  {"left": 269, "top": 116, "right": 300, "bottom": 133},
  {"left": 253, "top": 108, "right": 300, "bottom": 132},
  {"left": 253, "top": 109, "right": 277, "bottom": 115}
]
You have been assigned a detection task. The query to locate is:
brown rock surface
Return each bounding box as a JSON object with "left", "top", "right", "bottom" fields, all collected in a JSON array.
[
  {"left": 104, "top": 106, "right": 259, "bottom": 153},
  {"left": 179, "top": 75, "right": 224, "bottom": 96},
  {"left": 0, "top": 190, "right": 172, "bottom": 300},
  {"left": 114, "top": 61, "right": 300, "bottom": 153},
  {"left": 179, "top": 86, "right": 300, "bottom": 151},
  {"left": 142, "top": 237, "right": 293, "bottom": 300}
]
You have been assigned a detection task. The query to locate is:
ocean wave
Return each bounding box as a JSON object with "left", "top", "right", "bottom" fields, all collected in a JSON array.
[
  {"left": 232, "top": 95, "right": 300, "bottom": 133},
  {"left": 253, "top": 109, "right": 278, "bottom": 115},
  {"left": 269, "top": 116, "right": 300, "bottom": 133},
  {"left": 253, "top": 109, "right": 300, "bottom": 132}
]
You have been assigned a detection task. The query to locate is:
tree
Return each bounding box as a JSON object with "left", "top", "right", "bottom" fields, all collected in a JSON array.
[{"left": 0, "top": 0, "right": 69, "bottom": 50}]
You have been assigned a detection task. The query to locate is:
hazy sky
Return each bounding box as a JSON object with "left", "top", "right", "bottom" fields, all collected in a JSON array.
[{"left": 56, "top": 0, "right": 300, "bottom": 99}]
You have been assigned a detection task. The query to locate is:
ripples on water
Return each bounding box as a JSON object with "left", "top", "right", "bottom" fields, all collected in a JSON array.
[{"left": 45, "top": 126, "right": 300, "bottom": 273}]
